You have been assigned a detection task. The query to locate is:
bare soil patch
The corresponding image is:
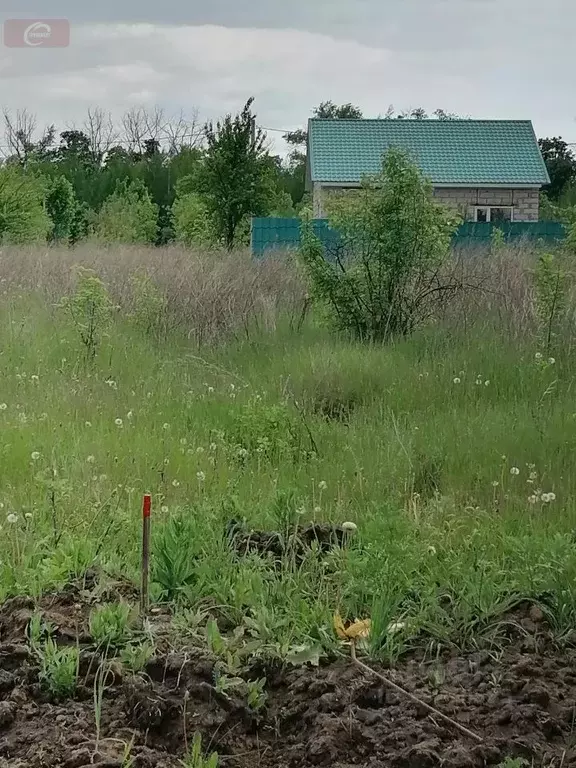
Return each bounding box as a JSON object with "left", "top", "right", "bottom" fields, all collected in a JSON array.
[{"left": 1, "top": 582, "right": 575, "bottom": 767}]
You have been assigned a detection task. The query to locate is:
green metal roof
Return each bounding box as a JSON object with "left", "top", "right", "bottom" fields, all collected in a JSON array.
[{"left": 307, "top": 119, "right": 550, "bottom": 187}]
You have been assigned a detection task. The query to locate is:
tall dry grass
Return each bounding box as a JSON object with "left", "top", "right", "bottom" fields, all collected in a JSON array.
[
  {"left": 0, "top": 243, "right": 306, "bottom": 344},
  {"left": 0, "top": 240, "right": 571, "bottom": 346}
]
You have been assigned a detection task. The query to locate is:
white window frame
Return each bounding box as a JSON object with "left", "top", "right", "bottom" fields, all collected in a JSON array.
[{"left": 474, "top": 206, "right": 514, "bottom": 223}]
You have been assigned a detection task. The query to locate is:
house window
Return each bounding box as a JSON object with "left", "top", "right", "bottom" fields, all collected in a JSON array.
[{"left": 474, "top": 206, "right": 513, "bottom": 223}]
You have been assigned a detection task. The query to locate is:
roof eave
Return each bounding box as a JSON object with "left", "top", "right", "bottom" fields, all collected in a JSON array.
[{"left": 311, "top": 180, "right": 545, "bottom": 189}]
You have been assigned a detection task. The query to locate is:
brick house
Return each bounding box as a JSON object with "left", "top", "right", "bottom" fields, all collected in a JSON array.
[{"left": 306, "top": 119, "right": 550, "bottom": 223}]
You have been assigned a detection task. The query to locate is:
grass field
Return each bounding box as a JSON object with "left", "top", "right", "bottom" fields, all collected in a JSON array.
[{"left": 1, "top": 244, "right": 576, "bottom": 766}]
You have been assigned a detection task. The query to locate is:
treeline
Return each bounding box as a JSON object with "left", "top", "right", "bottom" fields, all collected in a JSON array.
[{"left": 0, "top": 98, "right": 574, "bottom": 248}]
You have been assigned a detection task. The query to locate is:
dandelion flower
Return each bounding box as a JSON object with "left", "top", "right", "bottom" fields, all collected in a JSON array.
[
  {"left": 453, "top": 377, "right": 461, "bottom": 384},
  {"left": 318, "top": 480, "right": 328, "bottom": 491},
  {"left": 115, "top": 418, "right": 123, "bottom": 427},
  {"left": 30, "top": 452, "right": 41, "bottom": 461},
  {"left": 510, "top": 467, "right": 520, "bottom": 476},
  {"left": 196, "top": 471, "right": 206, "bottom": 482},
  {"left": 342, "top": 521, "right": 358, "bottom": 533},
  {"left": 6, "top": 513, "right": 18, "bottom": 524}
]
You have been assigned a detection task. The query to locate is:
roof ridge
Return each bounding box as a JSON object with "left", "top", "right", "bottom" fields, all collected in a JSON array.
[{"left": 308, "top": 118, "right": 534, "bottom": 124}]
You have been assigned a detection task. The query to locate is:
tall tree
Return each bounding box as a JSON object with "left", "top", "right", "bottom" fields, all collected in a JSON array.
[
  {"left": 197, "top": 97, "right": 275, "bottom": 249},
  {"left": 538, "top": 137, "right": 576, "bottom": 201}
]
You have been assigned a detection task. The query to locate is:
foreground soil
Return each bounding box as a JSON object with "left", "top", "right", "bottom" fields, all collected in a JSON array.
[{"left": 1, "top": 581, "right": 576, "bottom": 767}]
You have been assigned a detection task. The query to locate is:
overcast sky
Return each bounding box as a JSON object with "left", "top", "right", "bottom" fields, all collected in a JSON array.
[{"left": 0, "top": 0, "right": 574, "bottom": 153}]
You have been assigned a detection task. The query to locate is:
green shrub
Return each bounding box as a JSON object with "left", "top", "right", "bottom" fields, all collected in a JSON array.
[
  {"left": 299, "top": 147, "right": 460, "bottom": 341},
  {"left": 172, "top": 192, "right": 216, "bottom": 247},
  {"left": 95, "top": 179, "right": 158, "bottom": 243}
]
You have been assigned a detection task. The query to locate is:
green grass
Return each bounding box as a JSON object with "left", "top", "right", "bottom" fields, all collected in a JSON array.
[{"left": 2, "top": 287, "right": 576, "bottom": 658}]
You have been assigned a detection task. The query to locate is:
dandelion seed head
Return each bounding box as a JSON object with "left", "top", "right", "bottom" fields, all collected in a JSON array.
[
  {"left": 30, "top": 452, "right": 40, "bottom": 461},
  {"left": 427, "top": 545, "right": 437, "bottom": 555},
  {"left": 453, "top": 377, "right": 461, "bottom": 384},
  {"left": 314, "top": 506, "right": 322, "bottom": 514},
  {"left": 25, "top": 513, "right": 32, "bottom": 520},
  {"left": 115, "top": 418, "right": 123, "bottom": 427},
  {"left": 161, "top": 505, "right": 169, "bottom": 514},
  {"left": 172, "top": 479, "right": 180, "bottom": 487},
  {"left": 318, "top": 480, "right": 328, "bottom": 491},
  {"left": 6, "top": 513, "right": 18, "bottom": 524},
  {"left": 342, "top": 521, "right": 358, "bottom": 533},
  {"left": 535, "top": 352, "right": 543, "bottom": 360},
  {"left": 0, "top": 404, "right": 7, "bottom": 410},
  {"left": 86, "top": 456, "right": 95, "bottom": 464},
  {"left": 196, "top": 446, "right": 205, "bottom": 454},
  {"left": 548, "top": 357, "right": 556, "bottom": 365},
  {"left": 163, "top": 423, "right": 170, "bottom": 430},
  {"left": 85, "top": 421, "right": 92, "bottom": 428},
  {"left": 387, "top": 621, "right": 406, "bottom": 634},
  {"left": 196, "top": 471, "right": 206, "bottom": 482},
  {"left": 510, "top": 467, "right": 520, "bottom": 476}
]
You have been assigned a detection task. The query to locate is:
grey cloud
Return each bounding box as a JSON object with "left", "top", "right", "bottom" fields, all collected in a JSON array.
[{"left": 0, "top": 0, "right": 573, "bottom": 149}]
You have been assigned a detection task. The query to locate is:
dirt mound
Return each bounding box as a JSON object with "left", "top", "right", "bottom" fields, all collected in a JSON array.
[
  {"left": 226, "top": 520, "right": 352, "bottom": 561},
  {"left": 0, "top": 586, "right": 575, "bottom": 767}
]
